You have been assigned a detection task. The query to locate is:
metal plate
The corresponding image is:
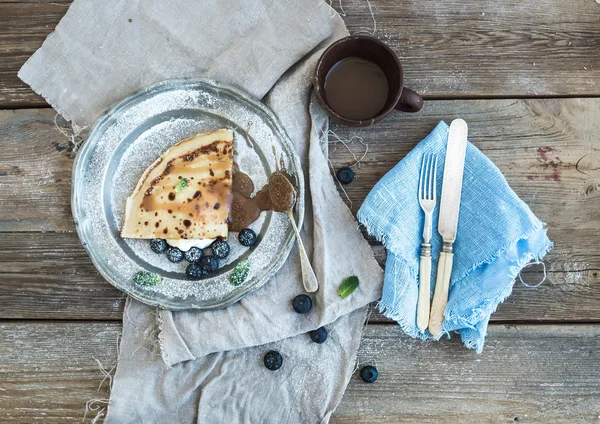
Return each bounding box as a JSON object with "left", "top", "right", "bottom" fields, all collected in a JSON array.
[{"left": 72, "top": 79, "right": 303, "bottom": 310}]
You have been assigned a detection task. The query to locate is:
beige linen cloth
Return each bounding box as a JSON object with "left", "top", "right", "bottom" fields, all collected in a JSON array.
[{"left": 19, "top": 0, "right": 384, "bottom": 422}]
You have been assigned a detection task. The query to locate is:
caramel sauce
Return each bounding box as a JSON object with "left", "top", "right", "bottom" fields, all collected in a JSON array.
[{"left": 229, "top": 165, "right": 296, "bottom": 232}]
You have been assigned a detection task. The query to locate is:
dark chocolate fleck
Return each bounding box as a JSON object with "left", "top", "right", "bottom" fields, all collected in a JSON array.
[{"left": 168, "top": 192, "right": 176, "bottom": 201}]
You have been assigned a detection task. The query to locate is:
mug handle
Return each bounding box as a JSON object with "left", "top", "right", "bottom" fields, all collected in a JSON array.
[{"left": 395, "top": 87, "right": 424, "bottom": 113}]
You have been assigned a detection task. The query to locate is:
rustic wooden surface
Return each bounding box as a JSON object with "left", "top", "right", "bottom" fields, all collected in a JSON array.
[
  {"left": 0, "top": 0, "right": 599, "bottom": 422},
  {"left": 1, "top": 322, "right": 599, "bottom": 423},
  {"left": 1, "top": 0, "right": 600, "bottom": 107},
  {"left": 1, "top": 99, "right": 599, "bottom": 321}
]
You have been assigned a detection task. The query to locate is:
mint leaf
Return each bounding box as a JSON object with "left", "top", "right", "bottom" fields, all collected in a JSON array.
[
  {"left": 133, "top": 271, "right": 162, "bottom": 286},
  {"left": 338, "top": 276, "right": 359, "bottom": 298},
  {"left": 230, "top": 261, "right": 251, "bottom": 286},
  {"left": 175, "top": 178, "right": 188, "bottom": 193}
]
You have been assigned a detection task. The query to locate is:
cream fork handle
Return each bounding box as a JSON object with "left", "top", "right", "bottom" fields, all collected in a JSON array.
[
  {"left": 416, "top": 254, "right": 431, "bottom": 333},
  {"left": 428, "top": 251, "right": 454, "bottom": 338}
]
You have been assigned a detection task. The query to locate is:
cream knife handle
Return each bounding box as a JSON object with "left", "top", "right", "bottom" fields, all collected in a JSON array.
[
  {"left": 417, "top": 253, "right": 432, "bottom": 333},
  {"left": 428, "top": 251, "right": 454, "bottom": 338}
]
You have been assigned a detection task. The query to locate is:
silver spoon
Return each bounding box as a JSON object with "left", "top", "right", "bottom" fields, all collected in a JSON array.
[{"left": 269, "top": 173, "right": 319, "bottom": 292}]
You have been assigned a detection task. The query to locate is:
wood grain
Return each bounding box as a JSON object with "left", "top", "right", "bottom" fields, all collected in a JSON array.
[
  {"left": 1, "top": 98, "right": 599, "bottom": 321},
  {"left": 1, "top": 322, "right": 598, "bottom": 423},
  {"left": 0, "top": 232, "right": 598, "bottom": 321},
  {"left": 1, "top": 0, "right": 600, "bottom": 107}
]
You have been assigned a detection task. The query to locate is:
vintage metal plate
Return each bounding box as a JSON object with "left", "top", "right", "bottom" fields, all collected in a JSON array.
[{"left": 72, "top": 79, "right": 303, "bottom": 310}]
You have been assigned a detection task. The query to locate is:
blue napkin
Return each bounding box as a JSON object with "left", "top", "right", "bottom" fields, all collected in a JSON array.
[{"left": 358, "top": 121, "right": 552, "bottom": 353}]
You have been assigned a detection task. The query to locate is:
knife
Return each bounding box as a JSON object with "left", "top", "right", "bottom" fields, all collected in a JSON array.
[{"left": 428, "top": 119, "right": 468, "bottom": 338}]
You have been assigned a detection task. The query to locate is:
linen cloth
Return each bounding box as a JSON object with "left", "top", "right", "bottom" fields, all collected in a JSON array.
[
  {"left": 19, "top": 0, "right": 385, "bottom": 422},
  {"left": 358, "top": 121, "right": 552, "bottom": 353}
]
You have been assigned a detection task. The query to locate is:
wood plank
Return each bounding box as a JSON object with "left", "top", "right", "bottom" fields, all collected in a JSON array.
[
  {"left": 0, "top": 232, "right": 598, "bottom": 321},
  {"left": 1, "top": 0, "right": 600, "bottom": 107},
  {"left": 0, "top": 109, "right": 77, "bottom": 232},
  {"left": 0, "top": 2, "right": 69, "bottom": 107},
  {"left": 0, "top": 322, "right": 598, "bottom": 423},
  {"left": 0, "top": 98, "right": 599, "bottom": 321}
]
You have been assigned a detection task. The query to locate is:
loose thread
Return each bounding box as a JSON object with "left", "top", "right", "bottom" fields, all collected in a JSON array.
[
  {"left": 83, "top": 399, "right": 110, "bottom": 423},
  {"left": 92, "top": 356, "right": 116, "bottom": 392},
  {"left": 354, "top": 0, "right": 377, "bottom": 35},
  {"left": 53, "top": 113, "right": 84, "bottom": 152},
  {"left": 327, "top": 130, "right": 369, "bottom": 168},
  {"left": 518, "top": 260, "right": 547, "bottom": 288}
]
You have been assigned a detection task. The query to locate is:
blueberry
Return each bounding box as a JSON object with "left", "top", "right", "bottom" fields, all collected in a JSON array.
[
  {"left": 184, "top": 247, "right": 202, "bottom": 263},
  {"left": 292, "top": 294, "right": 312, "bottom": 314},
  {"left": 202, "top": 247, "right": 213, "bottom": 257},
  {"left": 238, "top": 229, "right": 257, "bottom": 247},
  {"left": 336, "top": 167, "right": 355, "bottom": 185},
  {"left": 166, "top": 247, "right": 184, "bottom": 263},
  {"left": 211, "top": 239, "right": 230, "bottom": 259},
  {"left": 186, "top": 263, "right": 203, "bottom": 280},
  {"left": 199, "top": 255, "right": 219, "bottom": 274},
  {"left": 150, "top": 239, "right": 167, "bottom": 254},
  {"left": 309, "top": 327, "right": 328, "bottom": 344},
  {"left": 263, "top": 350, "right": 283, "bottom": 371},
  {"left": 359, "top": 365, "right": 378, "bottom": 383}
]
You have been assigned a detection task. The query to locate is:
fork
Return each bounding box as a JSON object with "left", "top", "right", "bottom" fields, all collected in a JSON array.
[{"left": 417, "top": 153, "right": 438, "bottom": 333}]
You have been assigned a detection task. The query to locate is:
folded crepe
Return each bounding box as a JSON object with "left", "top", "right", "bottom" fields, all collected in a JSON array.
[{"left": 121, "top": 128, "right": 234, "bottom": 240}]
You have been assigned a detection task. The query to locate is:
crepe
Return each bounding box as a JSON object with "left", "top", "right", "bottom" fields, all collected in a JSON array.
[{"left": 121, "top": 129, "right": 234, "bottom": 240}]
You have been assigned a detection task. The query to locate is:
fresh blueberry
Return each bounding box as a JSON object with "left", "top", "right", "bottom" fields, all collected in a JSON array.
[
  {"left": 292, "top": 294, "right": 312, "bottom": 314},
  {"left": 202, "top": 247, "right": 213, "bottom": 257},
  {"left": 309, "top": 327, "right": 328, "bottom": 344},
  {"left": 359, "top": 365, "right": 378, "bottom": 383},
  {"left": 199, "top": 255, "right": 219, "bottom": 274},
  {"left": 186, "top": 263, "right": 203, "bottom": 280},
  {"left": 263, "top": 350, "right": 283, "bottom": 371},
  {"left": 211, "top": 239, "right": 230, "bottom": 259},
  {"left": 150, "top": 239, "right": 167, "bottom": 254},
  {"left": 166, "top": 247, "right": 184, "bottom": 263},
  {"left": 184, "top": 247, "right": 202, "bottom": 263},
  {"left": 238, "top": 228, "right": 257, "bottom": 247},
  {"left": 336, "top": 167, "right": 355, "bottom": 185}
]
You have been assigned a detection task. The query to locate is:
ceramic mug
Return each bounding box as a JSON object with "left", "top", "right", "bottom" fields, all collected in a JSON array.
[{"left": 314, "top": 35, "right": 424, "bottom": 126}]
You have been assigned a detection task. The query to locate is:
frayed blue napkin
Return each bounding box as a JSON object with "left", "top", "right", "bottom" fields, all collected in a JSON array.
[{"left": 358, "top": 121, "right": 552, "bottom": 353}]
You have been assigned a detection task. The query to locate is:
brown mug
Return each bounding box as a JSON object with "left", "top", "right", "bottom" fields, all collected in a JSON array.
[{"left": 314, "top": 35, "right": 424, "bottom": 126}]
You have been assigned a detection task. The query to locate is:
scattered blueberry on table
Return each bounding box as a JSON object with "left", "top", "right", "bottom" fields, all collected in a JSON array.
[
  {"left": 166, "top": 246, "right": 184, "bottom": 263},
  {"left": 238, "top": 228, "right": 257, "bottom": 247},
  {"left": 184, "top": 246, "right": 203, "bottom": 263},
  {"left": 359, "top": 365, "right": 378, "bottom": 383},
  {"left": 336, "top": 166, "right": 355, "bottom": 185},
  {"left": 150, "top": 238, "right": 167, "bottom": 254},
  {"left": 211, "top": 239, "right": 230, "bottom": 259},
  {"left": 292, "top": 294, "right": 312, "bottom": 314},
  {"left": 264, "top": 350, "right": 283, "bottom": 371},
  {"left": 309, "top": 327, "right": 328, "bottom": 344},
  {"left": 199, "top": 255, "right": 219, "bottom": 274},
  {"left": 186, "top": 263, "right": 203, "bottom": 280}
]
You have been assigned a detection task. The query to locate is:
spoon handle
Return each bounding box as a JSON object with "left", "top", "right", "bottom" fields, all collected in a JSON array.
[{"left": 286, "top": 209, "right": 319, "bottom": 292}]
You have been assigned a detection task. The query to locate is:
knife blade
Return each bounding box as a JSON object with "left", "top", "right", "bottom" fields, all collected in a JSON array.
[
  {"left": 428, "top": 118, "right": 468, "bottom": 338},
  {"left": 438, "top": 119, "right": 468, "bottom": 243}
]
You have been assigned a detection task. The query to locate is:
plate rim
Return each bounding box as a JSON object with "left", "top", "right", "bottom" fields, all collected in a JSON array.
[{"left": 71, "top": 78, "right": 304, "bottom": 311}]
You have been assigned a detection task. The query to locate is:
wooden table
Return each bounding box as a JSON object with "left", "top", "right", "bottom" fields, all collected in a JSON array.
[{"left": 1, "top": 1, "right": 599, "bottom": 422}]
